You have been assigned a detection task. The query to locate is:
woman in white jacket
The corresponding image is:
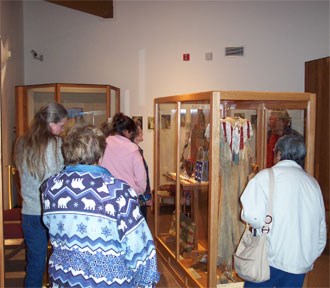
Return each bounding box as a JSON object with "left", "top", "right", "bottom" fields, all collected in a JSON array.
[{"left": 240, "top": 134, "right": 326, "bottom": 288}]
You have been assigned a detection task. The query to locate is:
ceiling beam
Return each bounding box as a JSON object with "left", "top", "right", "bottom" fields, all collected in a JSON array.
[{"left": 46, "top": 0, "right": 113, "bottom": 19}]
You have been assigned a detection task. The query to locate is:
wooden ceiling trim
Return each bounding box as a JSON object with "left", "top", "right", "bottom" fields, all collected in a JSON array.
[{"left": 46, "top": 0, "right": 113, "bottom": 19}]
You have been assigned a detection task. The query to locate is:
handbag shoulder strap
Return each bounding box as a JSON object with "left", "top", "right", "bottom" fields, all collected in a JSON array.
[
  {"left": 263, "top": 168, "right": 274, "bottom": 233},
  {"left": 267, "top": 168, "right": 274, "bottom": 217}
]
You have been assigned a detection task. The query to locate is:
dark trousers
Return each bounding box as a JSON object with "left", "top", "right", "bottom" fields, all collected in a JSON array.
[
  {"left": 140, "top": 204, "right": 147, "bottom": 220},
  {"left": 244, "top": 266, "right": 305, "bottom": 288},
  {"left": 22, "top": 214, "right": 48, "bottom": 288}
]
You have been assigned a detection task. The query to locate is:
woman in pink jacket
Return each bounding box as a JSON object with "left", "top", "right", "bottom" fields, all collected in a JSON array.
[{"left": 100, "top": 113, "right": 147, "bottom": 196}]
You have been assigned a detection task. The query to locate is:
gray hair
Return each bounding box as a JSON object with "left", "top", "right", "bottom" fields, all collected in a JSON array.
[
  {"left": 274, "top": 134, "right": 306, "bottom": 167},
  {"left": 62, "top": 124, "right": 106, "bottom": 165}
]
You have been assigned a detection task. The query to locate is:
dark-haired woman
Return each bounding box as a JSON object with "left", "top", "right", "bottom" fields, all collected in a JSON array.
[
  {"left": 14, "top": 102, "right": 67, "bottom": 287},
  {"left": 100, "top": 112, "right": 147, "bottom": 196}
]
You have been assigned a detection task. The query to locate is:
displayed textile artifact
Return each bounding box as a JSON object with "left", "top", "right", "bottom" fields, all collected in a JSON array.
[{"left": 217, "top": 117, "right": 254, "bottom": 269}]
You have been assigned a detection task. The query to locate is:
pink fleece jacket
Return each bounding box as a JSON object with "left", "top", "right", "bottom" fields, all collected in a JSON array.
[{"left": 100, "top": 134, "right": 146, "bottom": 196}]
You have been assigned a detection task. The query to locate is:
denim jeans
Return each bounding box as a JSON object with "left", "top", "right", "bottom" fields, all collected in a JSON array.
[
  {"left": 244, "top": 266, "right": 306, "bottom": 288},
  {"left": 22, "top": 214, "right": 48, "bottom": 288}
]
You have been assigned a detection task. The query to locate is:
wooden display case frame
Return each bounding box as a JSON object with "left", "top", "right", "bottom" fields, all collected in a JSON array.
[
  {"left": 15, "top": 83, "right": 120, "bottom": 137},
  {"left": 153, "top": 91, "right": 316, "bottom": 288}
]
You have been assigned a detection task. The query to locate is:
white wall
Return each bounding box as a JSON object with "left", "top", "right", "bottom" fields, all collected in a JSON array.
[{"left": 22, "top": 0, "right": 330, "bottom": 189}]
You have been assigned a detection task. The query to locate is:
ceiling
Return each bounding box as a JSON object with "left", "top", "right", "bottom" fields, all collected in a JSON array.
[{"left": 46, "top": 0, "right": 113, "bottom": 18}]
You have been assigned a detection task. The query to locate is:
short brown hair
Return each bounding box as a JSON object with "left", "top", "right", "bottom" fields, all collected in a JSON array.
[{"left": 62, "top": 124, "right": 106, "bottom": 165}]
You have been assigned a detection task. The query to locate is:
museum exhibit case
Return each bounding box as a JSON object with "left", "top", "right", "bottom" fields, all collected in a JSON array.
[
  {"left": 15, "top": 83, "right": 120, "bottom": 137},
  {"left": 153, "top": 91, "right": 316, "bottom": 287}
]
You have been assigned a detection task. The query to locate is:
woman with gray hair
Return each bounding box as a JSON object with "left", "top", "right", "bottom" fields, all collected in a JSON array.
[
  {"left": 273, "top": 134, "right": 306, "bottom": 167},
  {"left": 240, "top": 134, "right": 326, "bottom": 288},
  {"left": 41, "top": 124, "right": 159, "bottom": 287}
]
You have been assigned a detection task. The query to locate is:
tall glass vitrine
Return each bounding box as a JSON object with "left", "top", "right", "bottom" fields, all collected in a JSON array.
[{"left": 154, "top": 91, "right": 316, "bottom": 287}]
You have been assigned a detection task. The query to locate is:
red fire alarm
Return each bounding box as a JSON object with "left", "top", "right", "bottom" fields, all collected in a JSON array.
[{"left": 183, "top": 53, "right": 190, "bottom": 61}]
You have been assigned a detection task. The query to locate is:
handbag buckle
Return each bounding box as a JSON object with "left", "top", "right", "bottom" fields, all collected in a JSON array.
[
  {"left": 261, "top": 226, "right": 270, "bottom": 234},
  {"left": 265, "top": 215, "right": 272, "bottom": 224}
]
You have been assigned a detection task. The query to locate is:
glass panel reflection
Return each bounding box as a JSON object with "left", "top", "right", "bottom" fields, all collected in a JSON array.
[
  {"left": 266, "top": 109, "right": 305, "bottom": 168},
  {"left": 60, "top": 87, "right": 107, "bottom": 129},
  {"left": 27, "top": 87, "right": 55, "bottom": 124},
  {"left": 177, "top": 102, "right": 210, "bottom": 287},
  {"left": 156, "top": 103, "right": 178, "bottom": 256},
  {"left": 110, "top": 89, "right": 117, "bottom": 118}
]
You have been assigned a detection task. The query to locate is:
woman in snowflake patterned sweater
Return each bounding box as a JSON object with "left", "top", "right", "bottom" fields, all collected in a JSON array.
[{"left": 41, "top": 124, "right": 160, "bottom": 288}]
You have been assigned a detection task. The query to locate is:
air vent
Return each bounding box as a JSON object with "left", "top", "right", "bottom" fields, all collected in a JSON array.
[{"left": 225, "top": 46, "right": 244, "bottom": 56}]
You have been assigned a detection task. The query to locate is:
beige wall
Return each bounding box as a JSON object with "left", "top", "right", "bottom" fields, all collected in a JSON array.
[
  {"left": 22, "top": 0, "right": 330, "bottom": 191},
  {"left": 1, "top": 0, "right": 329, "bottom": 207}
]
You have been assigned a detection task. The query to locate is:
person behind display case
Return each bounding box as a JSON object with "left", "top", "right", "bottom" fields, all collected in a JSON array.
[
  {"left": 14, "top": 102, "right": 68, "bottom": 288},
  {"left": 240, "top": 134, "right": 326, "bottom": 288},
  {"left": 266, "top": 109, "right": 302, "bottom": 168},
  {"left": 41, "top": 124, "right": 160, "bottom": 287}
]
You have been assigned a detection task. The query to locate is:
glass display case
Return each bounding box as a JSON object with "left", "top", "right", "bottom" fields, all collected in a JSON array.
[
  {"left": 153, "top": 91, "right": 316, "bottom": 287},
  {"left": 15, "top": 83, "right": 120, "bottom": 136}
]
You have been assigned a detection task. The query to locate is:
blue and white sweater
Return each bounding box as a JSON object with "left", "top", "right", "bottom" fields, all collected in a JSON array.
[{"left": 41, "top": 165, "right": 160, "bottom": 288}]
